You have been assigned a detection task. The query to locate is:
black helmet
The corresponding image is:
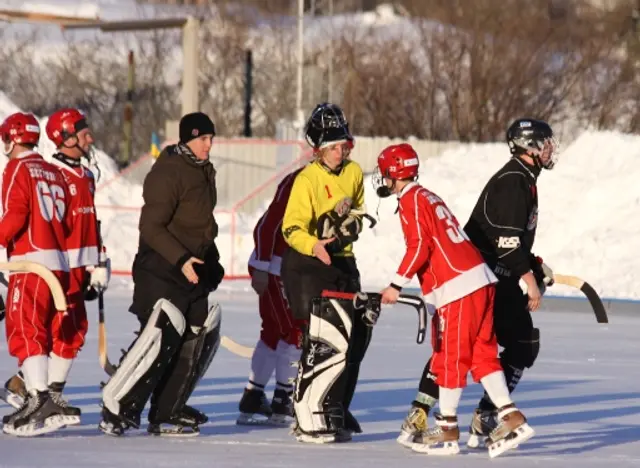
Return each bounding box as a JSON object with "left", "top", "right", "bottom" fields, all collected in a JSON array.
[
  {"left": 304, "top": 103, "right": 353, "bottom": 150},
  {"left": 506, "top": 118, "right": 558, "bottom": 169}
]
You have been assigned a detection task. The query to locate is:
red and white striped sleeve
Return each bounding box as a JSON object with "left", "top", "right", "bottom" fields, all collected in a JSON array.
[{"left": 391, "top": 188, "right": 433, "bottom": 288}]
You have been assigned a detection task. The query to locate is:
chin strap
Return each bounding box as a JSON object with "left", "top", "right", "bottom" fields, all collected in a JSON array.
[
  {"left": 53, "top": 152, "right": 82, "bottom": 167},
  {"left": 2, "top": 141, "right": 14, "bottom": 157}
]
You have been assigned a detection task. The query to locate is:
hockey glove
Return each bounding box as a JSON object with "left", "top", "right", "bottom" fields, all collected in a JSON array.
[
  {"left": 317, "top": 212, "right": 363, "bottom": 254},
  {"left": 354, "top": 292, "right": 382, "bottom": 327},
  {"left": 88, "top": 257, "right": 111, "bottom": 292},
  {"left": 531, "top": 255, "right": 554, "bottom": 292}
]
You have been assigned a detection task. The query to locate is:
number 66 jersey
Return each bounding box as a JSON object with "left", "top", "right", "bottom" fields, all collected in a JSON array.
[
  {"left": 391, "top": 182, "right": 497, "bottom": 309},
  {"left": 0, "top": 150, "right": 70, "bottom": 273}
]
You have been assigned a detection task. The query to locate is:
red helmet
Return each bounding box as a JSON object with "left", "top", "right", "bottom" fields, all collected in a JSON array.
[
  {"left": 46, "top": 108, "right": 88, "bottom": 147},
  {"left": 0, "top": 112, "right": 41, "bottom": 146},
  {"left": 377, "top": 143, "right": 420, "bottom": 180}
]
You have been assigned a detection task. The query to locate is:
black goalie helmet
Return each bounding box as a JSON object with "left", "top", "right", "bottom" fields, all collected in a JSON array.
[
  {"left": 506, "top": 118, "right": 559, "bottom": 170},
  {"left": 304, "top": 102, "right": 353, "bottom": 150}
]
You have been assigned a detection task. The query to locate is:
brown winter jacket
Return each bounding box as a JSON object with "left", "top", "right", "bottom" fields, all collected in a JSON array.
[{"left": 139, "top": 143, "right": 219, "bottom": 266}]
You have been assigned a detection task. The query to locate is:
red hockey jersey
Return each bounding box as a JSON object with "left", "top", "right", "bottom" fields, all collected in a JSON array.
[
  {"left": 392, "top": 182, "right": 497, "bottom": 309},
  {"left": 49, "top": 159, "right": 99, "bottom": 268},
  {"left": 0, "top": 151, "right": 69, "bottom": 272},
  {"left": 249, "top": 168, "right": 302, "bottom": 276}
]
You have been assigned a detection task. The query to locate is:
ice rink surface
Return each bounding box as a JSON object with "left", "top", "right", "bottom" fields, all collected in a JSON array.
[{"left": 0, "top": 280, "right": 638, "bottom": 468}]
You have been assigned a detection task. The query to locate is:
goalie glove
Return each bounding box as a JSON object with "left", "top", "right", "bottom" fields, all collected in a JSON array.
[{"left": 317, "top": 200, "right": 364, "bottom": 254}]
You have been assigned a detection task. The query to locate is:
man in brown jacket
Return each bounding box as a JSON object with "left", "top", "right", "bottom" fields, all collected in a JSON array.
[{"left": 99, "top": 112, "right": 225, "bottom": 438}]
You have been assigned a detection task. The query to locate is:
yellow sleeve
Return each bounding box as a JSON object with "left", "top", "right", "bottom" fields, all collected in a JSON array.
[
  {"left": 282, "top": 174, "right": 318, "bottom": 256},
  {"left": 353, "top": 165, "right": 365, "bottom": 210}
]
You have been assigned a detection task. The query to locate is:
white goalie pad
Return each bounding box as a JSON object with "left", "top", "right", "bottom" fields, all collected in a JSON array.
[
  {"left": 102, "top": 298, "right": 185, "bottom": 416},
  {"left": 294, "top": 297, "right": 352, "bottom": 434},
  {"left": 195, "top": 303, "right": 222, "bottom": 381}
]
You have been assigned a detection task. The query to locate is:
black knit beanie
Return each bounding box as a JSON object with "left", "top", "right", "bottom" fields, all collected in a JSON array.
[{"left": 179, "top": 112, "right": 216, "bottom": 144}]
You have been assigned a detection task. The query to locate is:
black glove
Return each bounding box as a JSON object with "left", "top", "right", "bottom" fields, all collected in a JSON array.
[
  {"left": 194, "top": 243, "right": 225, "bottom": 292},
  {"left": 353, "top": 292, "right": 382, "bottom": 327},
  {"left": 317, "top": 211, "right": 363, "bottom": 254}
]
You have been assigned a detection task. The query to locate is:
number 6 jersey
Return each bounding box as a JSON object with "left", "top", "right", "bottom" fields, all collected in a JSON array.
[
  {"left": 0, "top": 151, "right": 70, "bottom": 272},
  {"left": 50, "top": 157, "right": 99, "bottom": 269},
  {"left": 391, "top": 182, "right": 497, "bottom": 309}
]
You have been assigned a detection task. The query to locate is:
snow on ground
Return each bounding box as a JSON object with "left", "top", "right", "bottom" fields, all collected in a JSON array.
[{"left": 0, "top": 282, "right": 638, "bottom": 467}]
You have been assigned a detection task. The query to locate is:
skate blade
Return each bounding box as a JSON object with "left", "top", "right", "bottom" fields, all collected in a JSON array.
[
  {"left": 3, "top": 416, "right": 67, "bottom": 437},
  {"left": 0, "top": 389, "right": 25, "bottom": 410},
  {"left": 148, "top": 429, "right": 200, "bottom": 438},
  {"left": 59, "top": 415, "right": 81, "bottom": 427},
  {"left": 267, "top": 414, "right": 294, "bottom": 427},
  {"left": 412, "top": 440, "right": 460, "bottom": 456},
  {"left": 98, "top": 421, "right": 125, "bottom": 437},
  {"left": 488, "top": 423, "right": 534, "bottom": 458},
  {"left": 396, "top": 430, "right": 417, "bottom": 448},
  {"left": 295, "top": 432, "right": 338, "bottom": 444},
  {"left": 236, "top": 413, "right": 271, "bottom": 426}
]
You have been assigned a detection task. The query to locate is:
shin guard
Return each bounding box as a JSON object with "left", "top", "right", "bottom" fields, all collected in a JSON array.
[
  {"left": 150, "top": 303, "right": 221, "bottom": 422},
  {"left": 102, "top": 299, "right": 185, "bottom": 427},
  {"left": 294, "top": 292, "right": 355, "bottom": 437}
]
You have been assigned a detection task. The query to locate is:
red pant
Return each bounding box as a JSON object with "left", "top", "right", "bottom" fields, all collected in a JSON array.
[
  {"left": 429, "top": 285, "right": 502, "bottom": 388},
  {"left": 51, "top": 267, "right": 88, "bottom": 359},
  {"left": 259, "top": 273, "right": 304, "bottom": 350},
  {"left": 5, "top": 270, "right": 70, "bottom": 366}
]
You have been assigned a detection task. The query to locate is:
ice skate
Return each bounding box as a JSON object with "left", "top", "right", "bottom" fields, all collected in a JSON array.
[
  {"left": 147, "top": 412, "right": 200, "bottom": 437},
  {"left": 236, "top": 388, "right": 273, "bottom": 425},
  {"left": 293, "top": 421, "right": 346, "bottom": 444},
  {"left": 0, "top": 372, "right": 26, "bottom": 410},
  {"left": 411, "top": 413, "right": 460, "bottom": 456},
  {"left": 487, "top": 404, "right": 535, "bottom": 458},
  {"left": 98, "top": 406, "right": 131, "bottom": 437},
  {"left": 182, "top": 405, "right": 208, "bottom": 425},
  {"left": 268, "top": 388, "right": 294, "bottom": 426},
  {"left": 397, "top": 405, "right": 428, "bottom": 448},
  {"left": 2, "top": 390, "right": 66, "bottom": 437},
  {"left": 467, "top": 408, "right": 498, "bottom": 449},
  {"left": 48, "top": 381, "right": 81, "bottom": 427}
]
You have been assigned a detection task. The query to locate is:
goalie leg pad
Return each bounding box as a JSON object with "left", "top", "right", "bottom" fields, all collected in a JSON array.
[
  {"left": 294, "top": 293, "right": 354, "bottom": 437},
  {"left": 102, "top": 298, "right": 185, "bottom": 427},
  {"left": 150, "top": 303, "right": 221, "bottom": 422}
]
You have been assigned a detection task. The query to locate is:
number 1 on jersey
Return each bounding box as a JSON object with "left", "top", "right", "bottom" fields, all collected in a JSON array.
[{"left": 324, "top": 185, "right": 332, "bottom": 199}]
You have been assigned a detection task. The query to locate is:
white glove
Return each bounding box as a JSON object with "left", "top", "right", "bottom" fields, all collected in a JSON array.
[{"left": 89, "top": 257, "right": 111, "bottom": 291}]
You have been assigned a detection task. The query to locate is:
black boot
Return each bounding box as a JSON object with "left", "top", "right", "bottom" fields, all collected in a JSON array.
[
  {"left": 181, "top": 405, "right": 208, "bottom": 425},
  {"left": 237, "top": 388, "right": 273, "bottom": 425}
]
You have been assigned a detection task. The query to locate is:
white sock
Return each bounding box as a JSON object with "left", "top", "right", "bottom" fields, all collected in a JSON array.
[
  {"left": 21, "top": 355, "right": 49, "bottom": 393},
  {"left": 438, "top": 387, "right": 463, "bottom": 417},
  {"left": 480, "top": 371, "right": 513, "bottom": 409},
  {"left": 247, "top": 340, "right": 277, "bottom": 391},
  {"left": 48, "top": 353, "right": 74, "bottom": 386},
  {"left": 275, "top": 340, "right": 301, "bottom": 392}
]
